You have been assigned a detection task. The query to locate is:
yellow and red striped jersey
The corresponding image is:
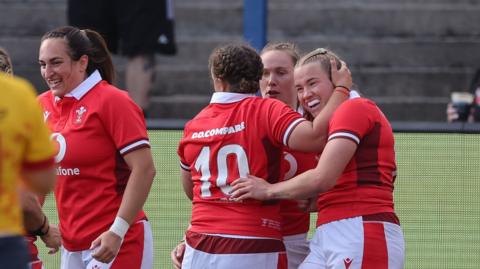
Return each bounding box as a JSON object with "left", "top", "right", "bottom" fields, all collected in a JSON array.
[{"left": 0, "top": 74, "right": 55, "bottom": 235}]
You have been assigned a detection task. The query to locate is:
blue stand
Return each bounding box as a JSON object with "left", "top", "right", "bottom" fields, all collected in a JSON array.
[{"left": 243, "top": 0, "right": 267, "bottom": 51}]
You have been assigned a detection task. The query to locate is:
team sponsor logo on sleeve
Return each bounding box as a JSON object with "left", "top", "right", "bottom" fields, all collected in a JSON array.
[{"left": 191, "top": 122, "right": 245, "bottom": 139}]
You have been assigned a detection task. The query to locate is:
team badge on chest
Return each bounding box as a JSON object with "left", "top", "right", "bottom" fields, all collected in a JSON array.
[{"left": 73, "top": 105, "right": 88, "bottom": 125}]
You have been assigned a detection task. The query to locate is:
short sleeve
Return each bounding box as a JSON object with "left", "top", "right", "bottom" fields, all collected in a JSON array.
[
  {"left": 177, "top": 126, "right": 191, "bottom": 171},
  {"left": 264, "top": 99, "right": 305, "bottom": 147},
  {"left": 101, "top": 88, "right": 150, "bottom": 155},
  {"left": 328, "top": 99, "right": 375, "bottom": 144}
]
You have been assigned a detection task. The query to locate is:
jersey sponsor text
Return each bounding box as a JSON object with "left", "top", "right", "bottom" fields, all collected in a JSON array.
[
  {"left": 56, "top": 166, "right": 80, "bottom": 176},
  {"left": 191, "top": 122, "right": 245, "bottom": 139}
]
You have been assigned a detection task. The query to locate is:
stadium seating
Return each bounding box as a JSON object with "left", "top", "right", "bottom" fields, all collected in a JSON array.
[{"left": 1, "top": 0, "right": 480, "bottom": 121}]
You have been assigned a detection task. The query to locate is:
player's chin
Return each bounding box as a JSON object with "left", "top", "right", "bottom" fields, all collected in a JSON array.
[
  {"left": 309, "top": 104, "right": 326, "bottom": 118},
  {"left": 266, "top": 94, "right": 279, "bottom": 99}
]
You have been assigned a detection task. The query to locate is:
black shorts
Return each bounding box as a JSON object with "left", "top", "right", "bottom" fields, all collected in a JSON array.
[
  {"left": 68, "top": 0, "right": 176, "bottom": 57},
  {"left": 0, "top": 236, "right": 29, "bottom": 269}
]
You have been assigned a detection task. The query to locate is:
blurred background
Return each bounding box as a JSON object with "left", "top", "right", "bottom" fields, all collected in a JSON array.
[
  {"left": 2, "top": 0, "right": 480, "bottom": 268},
  {"left": 2, "top": 0, "right": 480, "bottom": 121}
]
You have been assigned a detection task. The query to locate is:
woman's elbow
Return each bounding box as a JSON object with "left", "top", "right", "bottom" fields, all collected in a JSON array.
[
  {"left": 312, "top": 171, "right": 337, "bottom": 194},
  {"left": 318, "top": 177, "right": 336, "bottom": 193},
  {"left": 147, "top": 164, "right": 156, "bottom": 181}
]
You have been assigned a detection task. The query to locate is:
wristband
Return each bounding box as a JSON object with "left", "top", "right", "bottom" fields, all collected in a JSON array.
[
  {"left": 109, "top": 217, "right": 129, "bottom": 239},
  {"left": 32, "top": 215, "right": 49, "bottom": 236},
  {"left": 334, "top": 85, "right": 350, "bottom": 92},
  {"left": 334, "top": 87, "right": 349, "bottom": 97}
]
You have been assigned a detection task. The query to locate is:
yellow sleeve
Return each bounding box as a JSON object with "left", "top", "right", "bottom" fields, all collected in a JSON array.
[{"left": 21, "top": 81, "right": 55, "bottom": 169}]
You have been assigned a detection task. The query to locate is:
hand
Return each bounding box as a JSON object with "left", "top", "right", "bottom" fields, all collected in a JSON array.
[
  {"left": 230, "top": 175, "right": 272, "bottom": 200},
  {"left": 447, "top": 102, "right": 459, "bottom": 122},
  {"left": 40, "top": 224, "right": 61, "bottom": 254},
  {"left": 170, "top": 241, "right": 186, "bottom": 269},
  {"left": 331, "top": 59, "right": 353, "bottom": 90},
  {"left": 90, "top": 231, "right": 122, "bottom": 263},
  {"left": 297, "top": 197, "right": 318, "bottom": 212},
  {"left": 296, "top": 199, "right": 311, "bottom": 212}
]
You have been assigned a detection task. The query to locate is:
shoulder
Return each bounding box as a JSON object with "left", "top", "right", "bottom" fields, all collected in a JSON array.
[
  {"left": 243, "top": 97, "right": 292, "bottom": 114},
  {"left": 336, "top": 97, "right": 378, "bottom": 115},
  {"left": 345, "top": 97, "right": 374, "bottom": 107},
  {"left": 38, "top": 89, "right": 53, "bottom": 104},
  {"left": 0, "top": 75, "right": 37, "bottom": 103},
  {"left": 93, "top": 81, "right": 130, "bottom": 99},
  {"left": 90, "top": 81, "right": 138, "bottom": 110}
]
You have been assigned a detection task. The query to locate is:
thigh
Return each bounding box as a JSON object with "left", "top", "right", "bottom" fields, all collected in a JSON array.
[
  {"left": 110, "top": 220, "right": 153, "bottom": 269},
  {"left": 298, "top": 229, "right": 326, "bottom": 269},
  {"left": 320, "top": 217, "right": 405, "bottom": 269},
  {"left": 61, "top": 247, "right": 85, "bottom": 269},
  {"left": 358, "top": 221, "right": 405, "bottom": 269},
  {"left": 0, "top": 236, "right": 29, "bottom": 269},
  {"left": 383, "top": 222, "right": 405, "bottom": 269},
  {"left": 323, "top": 217, "right": 364, "bottom": 269},
  {"left": 182, "top": 232, "right": 287, "bottom": 269},
  {"left": 284, "top": 233, "right": 309, "bottom": 269},
  {"left": 183, "top": 243, "right": 286, "bottom": 269}
]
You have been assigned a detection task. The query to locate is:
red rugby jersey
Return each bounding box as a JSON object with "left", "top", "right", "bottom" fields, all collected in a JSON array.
[
  {"left": 280, "top": 149, "right": 318, "bottom": 236},
  {"left": 178, "top": 92, "right": 305, "bottom": 239},
  {"left": 38, "top": 71, "right": 150, "bottom": 251},
  {"left": 316, "top": 98, "right": 398, "bottom": 226}
]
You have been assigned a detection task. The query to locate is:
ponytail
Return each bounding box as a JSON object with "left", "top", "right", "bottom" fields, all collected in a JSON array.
[{"left": 83, "top": 29, "right": 115, "bottom": 84}]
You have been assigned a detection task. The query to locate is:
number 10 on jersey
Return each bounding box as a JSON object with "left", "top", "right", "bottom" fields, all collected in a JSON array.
[{"left": 194, "top": 144, "right": 250, "bottom": 198}]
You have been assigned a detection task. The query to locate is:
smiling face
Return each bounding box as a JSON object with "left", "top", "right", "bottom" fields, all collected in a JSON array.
[
  {"left": 39, "top": 38, "right": 88, "bottom": 97},
  {"left": 295, "top": 62, "right": 335, "bottom": 117},
  {"left": 260, "top": 50, "right": 297, "bottom": 108}
]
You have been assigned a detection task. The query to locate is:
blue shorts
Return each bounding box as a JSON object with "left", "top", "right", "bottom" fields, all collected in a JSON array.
[{"left": 0, "top": 235, "right": 29, "bottom": 269}]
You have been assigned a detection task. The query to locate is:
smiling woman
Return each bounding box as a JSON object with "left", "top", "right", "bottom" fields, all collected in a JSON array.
[
  {"left": 295, "top": 48, "right": 343, "bottom": 119},
  {"left": 37, "top": 26, "right": 156, "bottom": 269},
  {"left": 38, "top": 27, "right": 114, "bottom": 97}
]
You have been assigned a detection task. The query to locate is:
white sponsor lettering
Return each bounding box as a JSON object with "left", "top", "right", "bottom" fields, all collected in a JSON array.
[
  {"left": 56, "top": 166, "right": 81, "bottom": 176},
  {"left": 191, "top": 122, "right": 245, "bottom": 139}
]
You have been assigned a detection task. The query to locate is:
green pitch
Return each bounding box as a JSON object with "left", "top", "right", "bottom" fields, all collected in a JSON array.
[{"left": 37, "top": 131, "right": 480, "bottom": 268}]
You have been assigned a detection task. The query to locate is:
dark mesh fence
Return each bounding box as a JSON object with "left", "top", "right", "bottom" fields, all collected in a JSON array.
[{"left": 38, "top": 126, "right": 480, "bottom": 268}]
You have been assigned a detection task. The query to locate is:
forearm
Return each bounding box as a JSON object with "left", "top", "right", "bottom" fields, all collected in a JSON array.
[
  {"left": 22, "top": 167, "right": 56, "bottom": 195},
  {"left": 20, "top": 190, "right": 46, "bottom": 232},
  {"left": 289, "top": 90, "right": 349, "bottom": 153},
  {"left": 268, "top": 169, "right": 328, "bottom": 200},
  {"left": 117, "top": 168, "right": 155, "bottom": 224},
  {"left": 312, "top": 89, "right": 348, "bottom": 140},
  {"left": 181, "top": 169, "right": 193, "bottom": 201},
  {"left": 270, "top": 138, "right": 356, "bottom": 200}
]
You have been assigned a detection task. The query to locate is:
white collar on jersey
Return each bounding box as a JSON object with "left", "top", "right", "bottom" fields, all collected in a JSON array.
[
  {"left": 210, "top": 92, "right": 256, "bottom": 104},
  {"left": 64, "top": 70, "right": 102, "bottom": 100},
  {"left": 349, "top": 90, "right": 360, "bottom": 99}
]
